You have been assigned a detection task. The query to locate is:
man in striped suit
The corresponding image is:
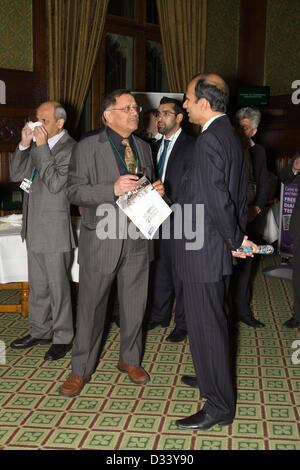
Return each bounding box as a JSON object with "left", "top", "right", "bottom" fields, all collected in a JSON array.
[
  {"left": 59, "top": 89, "right": 164, "bottom": 397},
  {"left": 175, "top": 74, "right": 256, "bottom": 431}
]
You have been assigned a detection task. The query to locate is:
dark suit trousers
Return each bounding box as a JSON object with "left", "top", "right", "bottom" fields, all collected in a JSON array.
[
  {"left": 150, "top": 238, "right": 186, "bottom": 329},
  {"left": 72, "top": 238, "right": 149, "bottom": 377},
  {"left": 231, "top": 220, "right": 260, "bottom": 320},
  {"left": 231, "top": 257, "right": 253, "bottom": 320},
  {"left": 182, "top": 277, "right": 235, "bottom": 419}
]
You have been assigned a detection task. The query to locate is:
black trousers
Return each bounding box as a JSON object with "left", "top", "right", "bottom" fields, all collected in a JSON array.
[
  {"left": 182, "top": 276, "right": 235, "bottom": 420},
  {"left": 149, "top": 237, "right": 186, "bottom": 330}
]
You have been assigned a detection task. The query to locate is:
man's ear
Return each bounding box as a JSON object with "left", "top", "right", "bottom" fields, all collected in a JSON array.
[
  {"left": 251, "top": 128, "right": 258, "bottom": 138},
  {"left": 103, "top": 110, "right": 112, "bottom": 124},
  {"left": 176, "top": 113, "right": 184, "bottom": 124},
  {"left": 57, "top": 118, "right": 65, "bottom": 131}
]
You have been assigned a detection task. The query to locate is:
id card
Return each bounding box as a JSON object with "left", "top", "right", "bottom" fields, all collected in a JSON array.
[{"left": 20, "top": 178, "right": 32, "bottom": 193}]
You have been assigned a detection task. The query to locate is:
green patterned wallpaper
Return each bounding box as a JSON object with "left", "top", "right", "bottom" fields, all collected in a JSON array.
[
  {"left": 205, "top": 0, "right": 240, "bottom": 88},
  {"left": 0, "top": 0, "right": 33, "bottom": 71},
  {"left": 265, "top": 0, "right": 300, "bottom": 95}
]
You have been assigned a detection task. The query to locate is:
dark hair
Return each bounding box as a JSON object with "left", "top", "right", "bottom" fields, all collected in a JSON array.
[
  {"left": 160, "top": 96, "right": 184, "bottom": 116},
  {"left": 194, "top": 78, "right": 229, "bottom": 113},
  {"left": 144, "top": 108, "right": 159, "bottom": 118},
  {"left": 102, "top": 89, "right": 132, "bottom": 113}
]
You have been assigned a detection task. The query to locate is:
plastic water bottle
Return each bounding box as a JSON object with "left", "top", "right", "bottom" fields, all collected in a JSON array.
[{"left": 236, "top": 245, "right": 274, "bottom": 255}]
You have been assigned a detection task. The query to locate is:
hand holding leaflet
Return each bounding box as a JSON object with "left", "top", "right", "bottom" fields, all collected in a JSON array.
[{"left": 116, "top": 176, "right": 172, "bottom": 240}]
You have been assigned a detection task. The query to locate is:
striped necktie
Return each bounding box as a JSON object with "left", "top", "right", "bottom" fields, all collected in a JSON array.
[{"left": 158, "top": 139, "right": 170, "bottom": 178}]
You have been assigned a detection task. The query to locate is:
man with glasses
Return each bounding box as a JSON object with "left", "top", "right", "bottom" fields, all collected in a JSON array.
[
  {"left": 60, "top": 89, "right": 164, "bottom": 397},
  {"left": 146, "top": 97, "right": 195, "bottom": 342}
]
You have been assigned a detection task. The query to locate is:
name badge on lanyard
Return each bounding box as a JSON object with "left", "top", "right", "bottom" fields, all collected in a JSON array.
[{"left": 20, "top": 168, "right": 37, "bottom": 194}]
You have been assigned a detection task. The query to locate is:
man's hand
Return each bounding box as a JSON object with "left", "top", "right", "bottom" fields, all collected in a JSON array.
[
  {"left": 114, "top": 174, "right": 139, "bottom": 196},
  {"left": 34, "top": 124, "right": 48, "bottom": 146},
  {"left": 20, "top": 123, "right": 34, "bottom": 148},
  {"left": 232, "top": 235, "right": 259, "bottom": 259},
  {"left": 152, "top": 179, "right": 165, "bottom": 197},
  {"left": 247, "top": 205, "right": 261, "bottom": 223}
]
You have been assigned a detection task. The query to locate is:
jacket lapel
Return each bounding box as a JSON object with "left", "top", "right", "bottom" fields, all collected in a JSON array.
[{"left": 97, "top": 128, "right": 121, "bottom": 179}]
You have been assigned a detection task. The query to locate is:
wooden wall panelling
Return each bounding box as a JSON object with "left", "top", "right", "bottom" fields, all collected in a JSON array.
[{"left": 0, "top": 0, "right": 47, "bottom": 184}]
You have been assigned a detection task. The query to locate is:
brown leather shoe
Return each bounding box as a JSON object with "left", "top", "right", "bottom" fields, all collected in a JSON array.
[
  {"left": 117, "top": 360, "right": 150, "bottom": 385},
  {"left": 59, "top": 373, "right": 91, "bottom": 397}
]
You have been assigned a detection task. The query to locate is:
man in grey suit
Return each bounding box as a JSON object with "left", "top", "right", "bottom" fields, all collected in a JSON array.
[
  {"left": 59, "top": 89, "right": 164, "bottom": 397},
  {"left": 10, "top": 101, "right": 76, "bottom": 361}
]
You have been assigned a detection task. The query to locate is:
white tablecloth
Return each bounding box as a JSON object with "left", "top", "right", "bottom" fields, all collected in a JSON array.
[{"left": 0, "top": 221, "right": 80, "bottom": 284}]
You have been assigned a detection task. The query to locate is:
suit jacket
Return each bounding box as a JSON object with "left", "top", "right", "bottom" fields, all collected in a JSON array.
[
  {"left": 154, "top": 130, "right": 195, "bottom": 204},
  {"left": 67, "top": 127, "right": 155, "bottom": 273},
  {"left": 10, "top": 131, "right": 76, "bottom": 253},
  {"left": 280, "top": 148, "right": 300, "bottom": 240},
  {"left": 176, "top": 115, "right": 248, "bottom": 283},
  {"left": 249, "top": 143, "right": 270, "bottom": 211}
]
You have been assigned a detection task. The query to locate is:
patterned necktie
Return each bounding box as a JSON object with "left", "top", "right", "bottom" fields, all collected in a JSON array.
[
  {"left": 158, "top": 139, "right": 170, "bottom": 178},
  {"left": 121, "top": 138, "right": 137, "bottom": 174}
]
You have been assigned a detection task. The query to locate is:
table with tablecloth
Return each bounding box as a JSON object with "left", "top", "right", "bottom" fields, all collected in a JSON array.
[{"left": 0, "top": 216, "right": 80, "bottom": 316}]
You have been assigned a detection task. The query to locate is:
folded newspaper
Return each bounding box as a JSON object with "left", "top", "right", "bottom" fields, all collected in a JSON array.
[{"left": 116, "top": 176, "right": 172, "bottom": 240}]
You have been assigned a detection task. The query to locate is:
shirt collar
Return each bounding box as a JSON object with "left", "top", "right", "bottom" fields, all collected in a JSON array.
[
  {"left": 48, "top": 129, "right": 65, "bottom": 149},
  {"left": 201, "top": 114, "right": 225, "bottom": 133}
]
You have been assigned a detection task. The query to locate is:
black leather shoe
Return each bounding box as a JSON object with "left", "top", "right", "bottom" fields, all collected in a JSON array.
[
  {"left": 176, "top": 410, "right": 233, "bottom": 431},
  {"left": 145, "top": 320, "right": 170, "bottom": 331},
  {"left": 10, "top": 334, "right": 51, "bottom": 350},
  {"left": 181, "top": 375, "right": 198, "bottom": 388},
  {"left": 283, "top": 317, "right": 300, "bottom": 328},
  {"left": 44, "top": 343, "right": 72, "bottom": 361},
  {"left": 240, "top": 317, "right": 265, "bottom": 328},
  {"left": 166, "top": 328, "right": 187, "bottom": 342}
]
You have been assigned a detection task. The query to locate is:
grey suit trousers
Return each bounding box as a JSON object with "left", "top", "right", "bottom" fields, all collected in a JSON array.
[
  {"left": 72, "top": 238, "right": 150, "bottom": 377},
  {"left": 27, "top": 250, "right": 74, "bottom": 344}
]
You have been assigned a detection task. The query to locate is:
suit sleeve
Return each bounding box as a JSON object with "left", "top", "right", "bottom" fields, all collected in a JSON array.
[
  {"left": 252, "top": 145, "right": 270, "bottom": 210},
  {"left": 196, "top": 132, "right": 244, "bottom": 250},
  {"left": 9, "top": 146, "right": 33, "bottom": 182},
  {"left": 67, "top": 139, "right": 116, "bottom": 207},
  {"left": 280, "top": 149, "right": 300, "bottom": 184}
]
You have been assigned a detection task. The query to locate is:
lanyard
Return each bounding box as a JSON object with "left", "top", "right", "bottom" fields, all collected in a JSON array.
[
  {"left": 29, "top": 168, "right": 37, "bottom": 182},
  {"left": 108, "top": 137, "right": 139, "bottom": 173}
]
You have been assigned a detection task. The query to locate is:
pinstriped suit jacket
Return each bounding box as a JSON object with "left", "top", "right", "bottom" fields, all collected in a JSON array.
[
  {"left": 67, "top": 127, "right": 155, "bottom": 273},
  {"left": 175, "top": 115, "right": 248, "bottom": 283}
]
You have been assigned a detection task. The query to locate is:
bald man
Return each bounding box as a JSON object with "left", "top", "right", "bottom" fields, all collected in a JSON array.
[
  {"left": 174, "top": 74, "right": 255, "bottom": 431},
  {"left": 10, "top": 101, "right": 76, "bottom": 361}
]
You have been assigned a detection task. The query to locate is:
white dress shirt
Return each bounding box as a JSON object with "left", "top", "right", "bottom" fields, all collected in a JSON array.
[{"left": 156, "top": 128, "right": 182, "bottom": 182}]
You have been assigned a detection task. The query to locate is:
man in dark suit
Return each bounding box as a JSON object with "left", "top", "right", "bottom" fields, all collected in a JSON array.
[
  {"left": 146, "top": 97, "right": 195, "bottom": 342},
  {"left": 9, "top": 101, "right": 76, "bottom": 362},
  {"left": 280, "top": 148, "right": 300, "bottom": 328},
  {"left": 174, "top": 74, "right": 257, "bottom": 431},
  {"left": 59, "top": 89, "right": 164, "bottom": 397},
  {"left": 231, "top": 107, "right": 270, "bottom": 328}
]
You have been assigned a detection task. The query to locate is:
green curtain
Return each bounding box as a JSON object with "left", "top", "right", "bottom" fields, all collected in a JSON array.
[
  {"left": 156, "top": 0, "right": 207, "bottom": 93},
  {"left": 47, "top": 0, "right": 109, "bottom": 129}
]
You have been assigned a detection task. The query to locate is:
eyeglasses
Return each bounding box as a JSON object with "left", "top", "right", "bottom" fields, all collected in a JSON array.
[
  {"left": 108, "top": 105, "right": 142, "bottom": 114},
  {"left": 157, "top": 110, "right": 177, "bottom": 118}
]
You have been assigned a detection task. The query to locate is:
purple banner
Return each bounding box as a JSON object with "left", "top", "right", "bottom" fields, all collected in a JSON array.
[{"left": 279, "top": 183, "right": 298, "bottom": 256}]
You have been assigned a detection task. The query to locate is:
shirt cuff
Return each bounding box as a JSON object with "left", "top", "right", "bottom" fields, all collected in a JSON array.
[{"left": 19, "top": 143, "right": 30, "bottom": 151}]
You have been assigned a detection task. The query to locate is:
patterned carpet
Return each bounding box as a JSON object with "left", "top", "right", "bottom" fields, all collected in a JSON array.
[{"left": 0, "top": 254, "right": 299, "bottom": 451}]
